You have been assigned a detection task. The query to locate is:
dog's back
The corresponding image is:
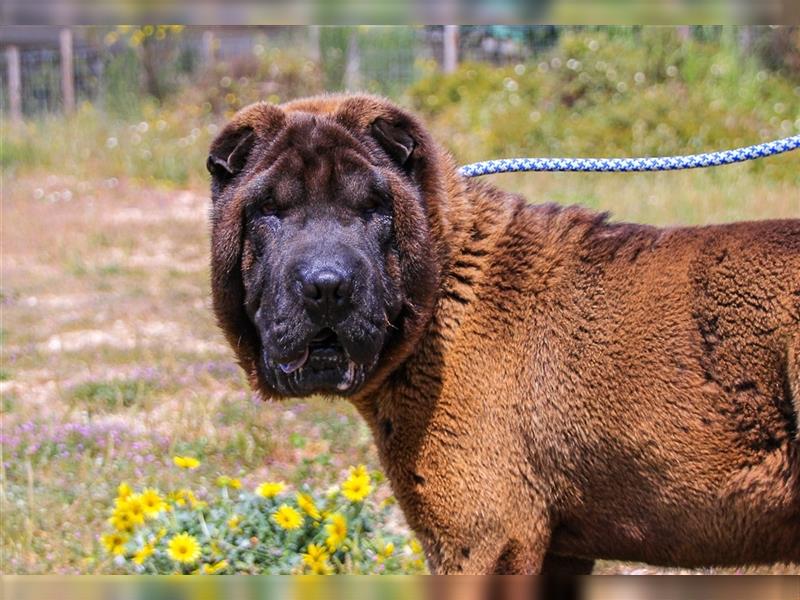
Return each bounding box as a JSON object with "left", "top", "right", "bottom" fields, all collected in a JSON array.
[{"left": 507, "top": 209, "right": 800, "bottom": 566}]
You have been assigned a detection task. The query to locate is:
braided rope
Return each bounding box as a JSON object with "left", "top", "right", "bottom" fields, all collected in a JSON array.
[{"left": 458, "top": 134, "right": 800, "bottom": 178}]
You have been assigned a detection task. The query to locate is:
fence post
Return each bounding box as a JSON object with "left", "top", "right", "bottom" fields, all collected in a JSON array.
[
  {"left": 202, "top": 30, "right": 216, "bottom": 64},
  {"left": 308, "top": 26, "right": 321, "bottom": 63},
  {"left": 344, "top": 28, "right": 361, "bottom": 90},
  {"left": 443, "top": 25, "right": 459, "bottom": 74},
  {"left": 60, "top": 28, "right": 75, "bottom": 114},
  {"left": 5, "top": 45, "right": 22, "bottom": 122}
]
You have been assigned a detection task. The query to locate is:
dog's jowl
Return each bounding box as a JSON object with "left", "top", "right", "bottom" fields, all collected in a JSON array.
[{"left": 208, "top": 93, "right": 800, "bottom": 574}]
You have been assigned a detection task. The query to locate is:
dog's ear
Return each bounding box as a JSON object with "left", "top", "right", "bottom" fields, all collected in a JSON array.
[
  {"left": 207, "top": 126, "right": 256, "bottom": 180},
  {"left": 370, "top": 118, "right": 416, "bottom": 167},
  {"left": 207, "top": 102, "right": 286, "bottom": 187}
]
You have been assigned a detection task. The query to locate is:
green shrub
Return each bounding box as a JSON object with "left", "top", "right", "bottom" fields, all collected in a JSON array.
[
  {"left": 405, "top": 30, "right": 800, "bottom": 181},
  {"left": 100, "top": 461, "right": 427, "bottom": 574}
]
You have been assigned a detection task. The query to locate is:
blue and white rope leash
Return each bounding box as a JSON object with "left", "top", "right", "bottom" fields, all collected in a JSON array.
[{"left": 458, "top": 134, "right": 800, "bottom": 178}]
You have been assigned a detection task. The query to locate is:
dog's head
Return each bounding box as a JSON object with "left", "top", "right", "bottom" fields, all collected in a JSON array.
[{"left": 208, "top": 94, "right": 447, "bottom": 398}]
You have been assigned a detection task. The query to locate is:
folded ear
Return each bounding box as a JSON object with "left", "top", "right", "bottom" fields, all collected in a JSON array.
[
  {"left": 370, "top": 118, "right": 416, "bottom": 167},
  {"left": 207, "top": 127, "right": 256, "bottom": 180},
  {"left": 207, "top": 102, "right": 286, "bottom": 187}
]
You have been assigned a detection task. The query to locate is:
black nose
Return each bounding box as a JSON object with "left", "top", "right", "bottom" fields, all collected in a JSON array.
[{"left": 299, "top": 268, "right": 353, "bottom": 318}]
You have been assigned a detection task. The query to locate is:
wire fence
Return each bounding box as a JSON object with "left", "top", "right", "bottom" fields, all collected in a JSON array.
[{"left": 1, "top": 26, "right": 795, "bottom": 119}]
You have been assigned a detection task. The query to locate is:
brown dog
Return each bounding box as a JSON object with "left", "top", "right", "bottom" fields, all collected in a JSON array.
[{"left": 207, "top": 93, "right": 800, "bottom": 574}]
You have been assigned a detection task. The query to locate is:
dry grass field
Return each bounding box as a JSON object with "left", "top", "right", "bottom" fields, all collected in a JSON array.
[{"left": 3, "top": 162, "right": 798, "bottom": 574}]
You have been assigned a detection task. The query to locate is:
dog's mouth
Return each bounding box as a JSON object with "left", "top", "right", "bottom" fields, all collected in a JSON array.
[{"left": 270, "top": 327, "right": 368, "bottom": 395}]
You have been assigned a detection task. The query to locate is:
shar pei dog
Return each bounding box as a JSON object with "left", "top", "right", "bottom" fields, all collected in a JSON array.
[{"left": 207, "top": 93, "right": 800, "bottom": 574}]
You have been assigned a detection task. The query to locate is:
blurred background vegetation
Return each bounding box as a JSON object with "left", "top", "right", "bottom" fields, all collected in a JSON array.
[
  {"left": 2, "top": 25, "right": 799, "bottom": 186},
  {"left": 1, "top": 26, "right": 799, "bottom": 575}
]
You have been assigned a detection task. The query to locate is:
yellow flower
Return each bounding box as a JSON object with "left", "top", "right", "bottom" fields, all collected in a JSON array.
[
  {"left": 173, "top": 456, "right": 200, "bottom": 469},
  {"left": 117, "top": 494, "right": 146, "bottom": 526},
  {"left": 409, "top": 539, "right": 423, "bottom": 555},
  {"left": 116, "top": 482, "right": 133, "bottom": 500},
  {"left": 168, "top": 489, "right": 188, "bottom": 506},
  {"left": 325, "top": 513, "right": 347, "bottom": 550},
  {"left": 296, "top": 492, "right": 321, "bottom": 520},
  {"left": 256, "top": 481, "right": 285, "bottom": 499},
  {"left": 140, "top": 488, "right": 166, "bottom": 517},
  {"left": 168, "top": 489, "right": 205, "bottom": 509},
  {"left": 272, "top": 504, "right": 303, "bottom": 530},
  {"left": 109, "top": 508, "right": 135, "bottom": 533},
  {"left": 227, "top": 515, "right": 241, "bottom": 530},
  {"left": 133, "top": 542, "right": 155, "bottom": 565},
  {"left": 302, "top": 543, "right": 327, "bottom": 564},
  {"left": 302, "top": 543, "right": 333, "bottom": 574},
  {"left": 188, "top": 494, "right": 207, "bottom": 510},
  {"left": 350, "top": 464, "right": 369, "bottom": 479},
  {"left": 101, "top": 532, "right": 128, "bottom": 556},
  {"left": 341, "top": 473, "right": 372, "bottom": 503},
  {"left": 202, "top": 560, "right": 228, "bottom": 574},
  {"left": 167, "top": 533, "right": 201, "bottom": 564},
  {"left": 376, "top": 542, "right": 395, "bottom": 564},
  {"left": 215, "top": 476, "right": 241, "bottom": 489}
]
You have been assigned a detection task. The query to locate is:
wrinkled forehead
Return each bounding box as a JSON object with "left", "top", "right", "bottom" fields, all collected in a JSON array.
[{"left": 254, "top": 113, "right": 385, "bottom": 201}]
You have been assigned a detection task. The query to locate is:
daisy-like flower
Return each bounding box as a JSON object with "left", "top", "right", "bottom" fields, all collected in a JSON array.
[
  {"left": 168, "top": 489, "right": 190, "bottom": 507},
  {"left": 325, "top": 513, "right": 347, "bottom": 550},
  {"left": 109, "top": 508, "right": 135, "bottom": 533},
  {"left": 308, "top": 559, "right": 333, "bottom": 575},
  {"left": 256, "top": 481, "right": 285, "bottom": 499},
  {"left": 376, "top": 542, "right": 395, "bottom": 564},
  {"left": 119, "top": 494, "right": 146, "bottom": 526},
  {"left": 202, "top": 560, "right": 228, "bottom": 574},
  {"left": 117, "top": 482, "right": 133, "bottom": 500},
  {"left": 132, "top": 542, "right": 155, "bottom": 565},
  {"left": 350, "top": 464, "right": 369, "bottom": 479},
  {"left": 227, "top": 514, "right": 241, "bottom": 531},
  {"left": 140, "top": 488, "right": 167, "bottom": 517},
  {"left": 167, "top": 532, "right": 201, "bottom": 564},
  {"left": 302, "top": 543, "right": 333, "bottom": 574},
  {"left": 169, "top": 489, "right": 206, "bottom": 509},
  {"left": 173, "top": 455, "right": 200, "bottom": 469},
  {"left": 341, "top": 472, "right": 372, "bottom": 503},
  {"left": 272, "top": 504, "right": 303, "bottom": 530},
  {"left": 296, "top": 492, "right": 321, "bottom": 520},
  {"left": 101, "top": 532, "right": 129, "bottom": 556},
  {"left": 215, "top": 476, "right": 241, "bottom": 489},
  {"left": 409, "top": 539, "right": 423, "bottom": 555}
]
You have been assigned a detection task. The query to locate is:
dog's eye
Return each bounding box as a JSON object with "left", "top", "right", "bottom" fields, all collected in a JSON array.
[
  {"left": 258, "top": 197, "right": 281, "bottom": 218},
  {"left": 362, "top": 194, "right": 387, "bottom": 215}
]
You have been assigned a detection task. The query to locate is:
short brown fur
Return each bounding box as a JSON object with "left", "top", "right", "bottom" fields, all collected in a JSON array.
[{"left": 209, "top": 94, "right": 800, "bottom": 574}]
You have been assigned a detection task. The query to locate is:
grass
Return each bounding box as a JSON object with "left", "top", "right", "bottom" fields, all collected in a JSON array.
[
  {"left": 1, "top": 29, "right": 799, "bottom": 574},
  {"left": 3, "top": 158, "right": 798, "bottom": 574}
]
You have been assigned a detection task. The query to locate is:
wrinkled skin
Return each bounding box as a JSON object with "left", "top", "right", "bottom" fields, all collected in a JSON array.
[
  {"left": 239, "top": 117, "right": 403, "bottom": 396},
  {"left": 208, "top": 100, "right": 438, "bottom": 400}
]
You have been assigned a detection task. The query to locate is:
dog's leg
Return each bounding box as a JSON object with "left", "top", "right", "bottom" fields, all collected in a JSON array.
[
  {"left": 491, "top": 538, "right": 550, "bottom": 574},
  {"left": 788, "top": 335, "right": 800, "bottom": 441},
  {"left": 540, "top": 552, "right": 595, "bottom": 575},
  {"left": 431, "top": 527, "right": 551, "bottom": 574}
]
